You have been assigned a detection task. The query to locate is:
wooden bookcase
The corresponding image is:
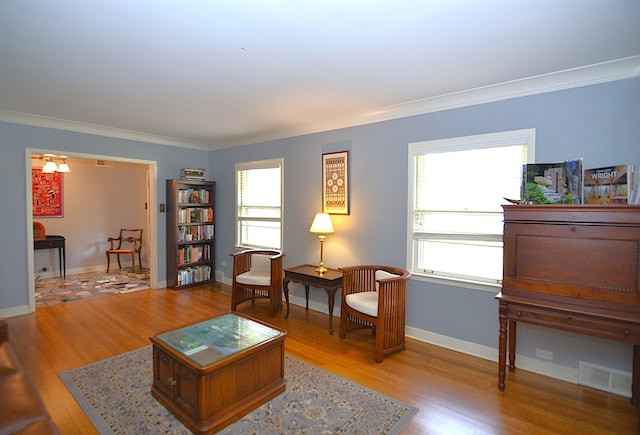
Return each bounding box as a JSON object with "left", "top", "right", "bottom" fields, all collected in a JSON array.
[{"left": 166, "top": 179, "right": 216, "bottom": 289}]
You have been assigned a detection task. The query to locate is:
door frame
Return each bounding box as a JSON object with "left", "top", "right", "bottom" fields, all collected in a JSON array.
[{"left": 25, "top": 148, "right": 159, "bottom": 313}]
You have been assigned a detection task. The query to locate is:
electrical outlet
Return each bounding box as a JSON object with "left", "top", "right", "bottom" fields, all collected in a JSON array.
[
  {"left": 536, "top": 348, "right": 553, "bottom": 361},
  {"left": 221, "top": 260, "right": 227, "bottom": 266}
]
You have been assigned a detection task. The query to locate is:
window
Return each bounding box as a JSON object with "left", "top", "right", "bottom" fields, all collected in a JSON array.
[
  {"left": 407, "top": 129, "right": 535, "bottom": 287},
  {"left": 236, "top": 158, "right": 283, "bottom": 250}
]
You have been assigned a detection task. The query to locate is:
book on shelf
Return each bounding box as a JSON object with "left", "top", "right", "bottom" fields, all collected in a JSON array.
[
  {"left": 521, "top": 159, "right": 583, "bottom": 204},
  {"left": 583, "top": 165, "right": 639, "bottom": 204}
]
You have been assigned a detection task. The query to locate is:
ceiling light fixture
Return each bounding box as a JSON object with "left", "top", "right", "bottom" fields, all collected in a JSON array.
[
  {"left": 41, "top": 154, "right": 58, "bottom": 173},
  {"left": 35, "top": 153, "right": 72, "bottom": 173},
  {"left": 57, "top": 156, "right": 71, "bottom": 173}
]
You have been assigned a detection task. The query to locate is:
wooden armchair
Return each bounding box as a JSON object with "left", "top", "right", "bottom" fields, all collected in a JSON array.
[
  {"left": 106, "top": 229, "right": 143, "bottom": 273},
  {"left": 230, "top": 249, "right": 284, "bottom": 317},
  {"left": 339, "top": 265, "right": 411, "bottom": 362}
]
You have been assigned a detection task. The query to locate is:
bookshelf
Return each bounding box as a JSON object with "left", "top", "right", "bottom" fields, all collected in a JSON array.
[{"left": 166, "top": 179, "right": 216, "bottom": 289}]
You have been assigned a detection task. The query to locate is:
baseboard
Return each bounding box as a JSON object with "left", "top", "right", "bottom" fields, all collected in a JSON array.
[
  {"left": 405, "top": 326, "right": 578, "bottom": 385},
  {"left": 0, "top": 304, "right": 31, "bottom": 318},
  {"left": 35, "top": 264, "right": 148, "bottom": 280}
]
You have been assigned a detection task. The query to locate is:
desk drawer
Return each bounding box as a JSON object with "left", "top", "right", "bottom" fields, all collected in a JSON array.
[{"left": 507, "top": 304, "right": 640, "bottom": 343}]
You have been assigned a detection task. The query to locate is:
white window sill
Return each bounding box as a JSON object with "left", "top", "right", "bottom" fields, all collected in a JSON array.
[{"left": 410, "top": 272, "right": 501, "bottom": 293}]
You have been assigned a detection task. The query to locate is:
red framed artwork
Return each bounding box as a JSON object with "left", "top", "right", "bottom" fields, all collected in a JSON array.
[{"left": 32, "top": 168, "right": 63, "bottom": 217}]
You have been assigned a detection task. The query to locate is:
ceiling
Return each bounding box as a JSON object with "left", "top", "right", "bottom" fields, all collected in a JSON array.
[{"left": 1, "top": 1, "right": 640, "bottom": 150}]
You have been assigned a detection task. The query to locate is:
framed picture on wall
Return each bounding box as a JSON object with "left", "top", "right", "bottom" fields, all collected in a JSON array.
[
  {"left": 322, "top": 150, "right": 349, "bottom": 215},
  {"left": 32, "top": 168, "right": 63, "bottom": 217}
]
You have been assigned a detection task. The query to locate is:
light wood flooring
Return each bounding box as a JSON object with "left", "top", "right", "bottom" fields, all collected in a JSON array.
[{"left": 5, "top": 282, "right": 638, "bottom": 434}]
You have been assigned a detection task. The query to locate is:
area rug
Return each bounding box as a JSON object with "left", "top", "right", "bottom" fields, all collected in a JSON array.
[
  {"left": 60, "top": 346, "right": 417, "bottom": 434},
  {"left": 36, "top": 269, "right": 150, "bottom": 308}
]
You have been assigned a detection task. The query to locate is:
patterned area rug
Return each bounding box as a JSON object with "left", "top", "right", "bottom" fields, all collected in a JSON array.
[
  {"left": 36, "top": 269, "right": 150, "bottom": 308},
  {"left": 60, "top": 346, "right": 417, "bottom": 434}
]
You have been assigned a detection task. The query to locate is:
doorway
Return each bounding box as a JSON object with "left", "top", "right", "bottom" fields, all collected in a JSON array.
[{"left": 27, "top": 149, "right": 158, "bottom": 312}]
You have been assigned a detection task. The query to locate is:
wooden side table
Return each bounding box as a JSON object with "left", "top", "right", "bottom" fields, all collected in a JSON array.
[
  {"left": 34, "top": 235, "right": 66, "bottom": 278},
  {"left": 283, "top": 264, "right": 343, "bottom": 334}
]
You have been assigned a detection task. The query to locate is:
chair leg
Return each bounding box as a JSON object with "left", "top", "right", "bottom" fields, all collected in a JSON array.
[
  {"left": 106, "top": 253, "right": 111, "bottom": 273},
  {"left": 117, "top": 254, "right": 122, "bottom": 270},
  {"left": 375, "top": 325, "right": 385, "bottom": 363}
]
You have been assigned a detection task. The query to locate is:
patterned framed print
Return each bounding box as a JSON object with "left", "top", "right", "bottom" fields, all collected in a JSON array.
[{"left": 322, "top": 151, "right": 349, "bottom": 215}]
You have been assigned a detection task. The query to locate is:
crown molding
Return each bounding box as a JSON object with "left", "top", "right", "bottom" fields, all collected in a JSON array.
[
  {"left": 1, "top": 56, "right": 638, "bottom": 151},
  {"left": 0, "top": 110, "right": 211, "bottom": 151},
  {"left": 211, "top": 55, "right": 640, "bottom": 149}
]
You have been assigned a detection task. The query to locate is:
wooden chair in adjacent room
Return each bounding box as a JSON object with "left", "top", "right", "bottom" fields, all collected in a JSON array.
[
  {"left": 230, "top": 249, "right": 284, "bottom": 317},
  {"left": 339, "top": 265, "right": 411, "bottom": 362},
  {"left": 106, "top": 228, "right": 143, "bottom": 273}
]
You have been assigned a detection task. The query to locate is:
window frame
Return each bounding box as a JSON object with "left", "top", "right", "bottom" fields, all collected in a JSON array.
[
  {"left": 235, "top": 158, "right": 284, "bottom": 250},
  {"left": 407, "top": 129, "right": 535, "bottom": 292}
]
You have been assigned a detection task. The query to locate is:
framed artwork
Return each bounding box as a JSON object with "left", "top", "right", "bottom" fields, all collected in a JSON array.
[
  {"left": 32, "top": 168, "right": 63, "bottom": 217},
  {"left": 322, "top": 150, "right": 349, "bottom": 215}
]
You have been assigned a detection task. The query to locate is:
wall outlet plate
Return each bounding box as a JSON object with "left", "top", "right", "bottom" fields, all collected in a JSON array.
[{"left": 536, "top": 348, "right": 553, "bottom": 361}]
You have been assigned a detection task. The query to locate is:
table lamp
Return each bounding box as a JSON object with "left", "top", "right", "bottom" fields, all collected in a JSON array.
[{"left": 309, "top": 212, "right": 334, "bottom": 274}]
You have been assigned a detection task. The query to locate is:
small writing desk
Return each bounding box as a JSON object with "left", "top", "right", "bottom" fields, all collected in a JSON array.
[
  {"left": 34, "top": 235, "right": 66, "bottom": 278},
  {"left": 283, "top": 264, "right": 343, "bottom": 334}
]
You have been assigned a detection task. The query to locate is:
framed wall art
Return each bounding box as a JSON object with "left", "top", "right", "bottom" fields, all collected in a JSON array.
[
  {"left": 32, "top": 168, "right": 63, "bottom": 217},
  {"left": 322, "top": 150, "right": 349, "bottom": 215}
]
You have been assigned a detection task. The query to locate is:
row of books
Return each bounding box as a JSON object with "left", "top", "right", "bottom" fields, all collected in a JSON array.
[
  {"left": 176, "top": 264, "right": 212, "bottom": 286},
  {"left": 180, "top": 167, "right": 205, "bottom": 180},
  {"left": 177, "top": 207, "right": 214, "bottom": 224},
  {"left": 177, "top": 224, "right": 215, "bottom": 242},
  {"left": 178, "top": 188, "right": 211, "bottom": 204},
  {"left": 178, "top": 244, "right": 211, "bottom": 265},
  {"left": 521, "top": 160, "right": 639, "bottom": 205}
]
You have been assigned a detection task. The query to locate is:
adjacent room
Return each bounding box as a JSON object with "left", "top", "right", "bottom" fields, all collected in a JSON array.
[{"left": 1, "top": 1, "right": 639, "bottom": 433}]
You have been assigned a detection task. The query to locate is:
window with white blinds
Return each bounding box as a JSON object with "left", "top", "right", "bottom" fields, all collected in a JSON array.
[
  {"left": 408, "top": 129, "right": 535, "bottom": 287},
  {"left": 236, "top": 158, "right": 283, "bottom": 250}
]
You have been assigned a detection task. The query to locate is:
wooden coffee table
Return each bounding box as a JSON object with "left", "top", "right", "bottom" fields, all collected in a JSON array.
[{"left": 150, "top": 313, "right": 287, "bottom": 434}]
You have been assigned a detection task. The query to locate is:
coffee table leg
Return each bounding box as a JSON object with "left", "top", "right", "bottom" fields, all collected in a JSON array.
[
  {"left": 283, "top": 278, "right": 290, "bottom": 319},
  {"left": 304, "top": 285, "right": 310, "bottom": 310}
]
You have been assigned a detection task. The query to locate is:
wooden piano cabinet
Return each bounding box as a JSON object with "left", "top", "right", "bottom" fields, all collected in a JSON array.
[{"left": 497, "top": 205, "right": 640, "bottom": 422}]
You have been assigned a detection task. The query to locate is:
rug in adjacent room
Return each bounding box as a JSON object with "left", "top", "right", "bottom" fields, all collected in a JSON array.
[{"left": 60, "top": 346, "right": 417, "bottom": 434}]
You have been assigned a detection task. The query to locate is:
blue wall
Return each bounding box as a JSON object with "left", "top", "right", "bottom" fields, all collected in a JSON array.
[
  {"left": 0, "top": 77, "right": 638, "bottom": 381},
  {"left": 211, "top": 77, "right": 640, "bottom": 375},
  {"left": 0, "top": 123, "right": 209, "bottom": 311}
]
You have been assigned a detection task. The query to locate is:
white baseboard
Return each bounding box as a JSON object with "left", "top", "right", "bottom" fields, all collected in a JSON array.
[
  {"left": 0, "top": 304, "right": 31, "bottom": 318},
  {"left": 405, "top": 326, "right": 578, "bottom": 385}
]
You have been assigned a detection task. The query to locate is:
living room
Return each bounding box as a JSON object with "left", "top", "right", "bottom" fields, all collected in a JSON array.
[{"left": 1, "top": 2, "right": 640, "bottom": 433}]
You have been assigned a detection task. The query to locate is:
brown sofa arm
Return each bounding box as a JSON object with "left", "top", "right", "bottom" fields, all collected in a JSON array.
[{"left": 0, "top": 317, "right": 8, "bottom": 343}]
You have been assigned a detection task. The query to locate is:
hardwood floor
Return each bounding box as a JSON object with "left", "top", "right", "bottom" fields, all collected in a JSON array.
[{"left": 6, "top": 282, "right": 637, "bottom": 434}]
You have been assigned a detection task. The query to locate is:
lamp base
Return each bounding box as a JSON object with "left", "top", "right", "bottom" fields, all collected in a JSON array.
[{"left": 315, "top": 265, "right": 328, "bottom": 274}]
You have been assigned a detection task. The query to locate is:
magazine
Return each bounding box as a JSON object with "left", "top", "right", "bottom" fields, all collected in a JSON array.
[
  {"left": 583, "top": 165, "right": 639, "bottom": 204},
  {"left": 521, "top": 159, "right": 583, "bottom": 204}
]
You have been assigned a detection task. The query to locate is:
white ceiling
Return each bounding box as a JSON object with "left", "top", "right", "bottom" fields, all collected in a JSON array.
[{"left": 1, "top": 1, "right": 639, "bottom": 150}]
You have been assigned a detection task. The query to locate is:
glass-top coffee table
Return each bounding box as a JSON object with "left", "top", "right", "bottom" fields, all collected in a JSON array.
[{"left": 150, "top": 313, "right": 287, "bottom": 434}]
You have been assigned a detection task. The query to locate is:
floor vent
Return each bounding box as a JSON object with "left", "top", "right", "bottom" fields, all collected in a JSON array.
[{"left": 578, "top": 361, "right": 631, "bottom": 398}]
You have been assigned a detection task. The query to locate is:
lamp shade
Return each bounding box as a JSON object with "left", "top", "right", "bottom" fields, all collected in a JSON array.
[
  {"left": 57, "top": 159, "right": 71, "bottom": 173},
  {"left": 309, "top": 213, "right": 334, "bottom": 234},
  {"left": 42, "top": 160, "right": 58, "bottom": 173}
]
